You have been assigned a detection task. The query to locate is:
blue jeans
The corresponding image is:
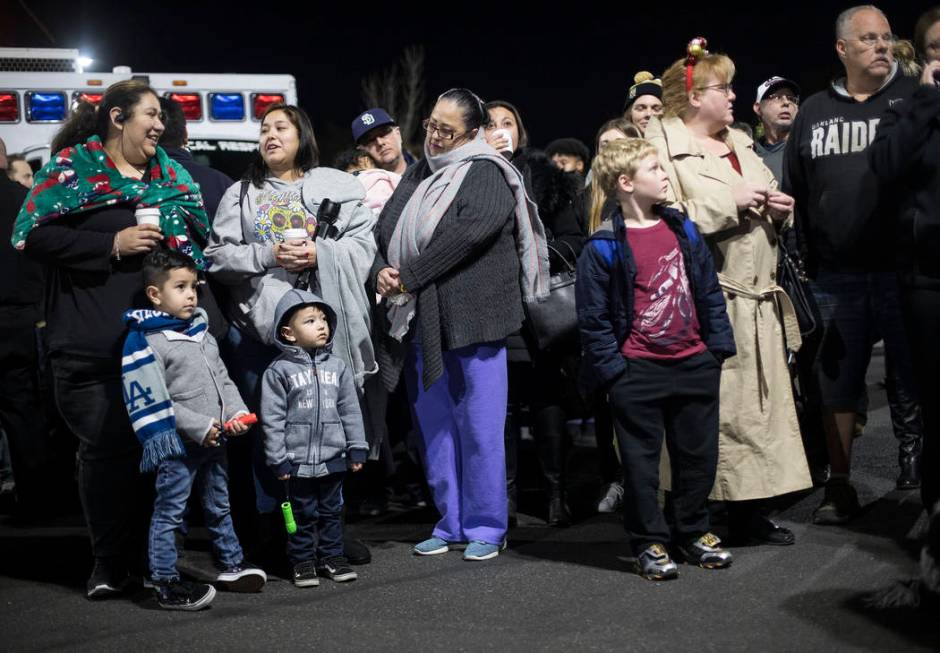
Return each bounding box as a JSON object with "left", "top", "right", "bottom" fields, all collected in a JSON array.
[
  {"left": 809, "top": 270, "right": 917, "bottom": 410},
  {"left": 149, "top": 445, "right": 243, "bottom": 582},
  {"left": 287, "top": 472, "right": 345, "bottom": 564}
]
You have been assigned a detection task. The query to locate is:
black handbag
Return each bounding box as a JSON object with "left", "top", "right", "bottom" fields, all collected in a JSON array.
[
  {"left": 776, "top": 235, "right": 821, "bottom": 340},
  {"left": 524, "top": 242, "right": 578, "bottom": 351}
]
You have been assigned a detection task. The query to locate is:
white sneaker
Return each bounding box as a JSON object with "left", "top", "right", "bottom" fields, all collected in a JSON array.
[{"left": 597, "top": 482, "right": 624, "bottom": 513}]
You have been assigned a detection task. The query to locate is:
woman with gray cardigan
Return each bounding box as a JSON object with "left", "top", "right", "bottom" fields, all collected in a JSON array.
[{"left": 372, "top": 88, "right": 549, "bottom": 561}]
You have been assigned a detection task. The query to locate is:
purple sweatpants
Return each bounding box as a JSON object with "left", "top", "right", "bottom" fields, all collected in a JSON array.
[{"left": 404, "top": 340, "right": 508, "bottom": 545}]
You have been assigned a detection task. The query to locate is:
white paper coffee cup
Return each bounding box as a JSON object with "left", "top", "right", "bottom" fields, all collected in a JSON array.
[
  {"left": 282, "top": 228, "right": 308, "bottom": 241},
  {"left": 493, "top": 128, "right": 514, "bottom": 153},
  {"left": 135, "top": 208, "right": 161, "bottom": 226}
]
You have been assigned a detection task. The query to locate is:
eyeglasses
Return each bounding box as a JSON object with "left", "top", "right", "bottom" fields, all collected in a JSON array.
[
  {"left": 422, "top": 118, "right": 463, "bottom": 141},
  {"left": 764, "top": 92, "right": 799, "bottom": 105},
  {"left": 848, "top": 33, "right": 896, "bottom": 48},
  {"left": 700, "top": 83, "right": 734, "bottom": 97}
]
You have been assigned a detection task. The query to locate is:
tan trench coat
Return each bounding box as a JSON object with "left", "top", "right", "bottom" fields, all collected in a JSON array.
[{"left": 645, "top": 116, "right": 811, "bottom": 501}]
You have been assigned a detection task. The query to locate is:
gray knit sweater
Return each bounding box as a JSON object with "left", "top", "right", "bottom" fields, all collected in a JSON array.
[{"left": 371, "top": 158, "right": 523, "bottom": 390}]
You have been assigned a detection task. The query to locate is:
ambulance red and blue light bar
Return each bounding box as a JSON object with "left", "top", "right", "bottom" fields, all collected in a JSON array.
[
  {"left": 209, "top": 93, "right": 245, "bottom": 121},
  {"left": 167, "top": 92, "right": 202, "bottom": 121},
  {"left": 0, "top": 92, "right": 18, "bottom": 122},
  {"left": 26, "top": 91, "right": 67, "bottom": 122},
  {"left": 252, "top": 93, "right": 285, "bottom": 119},
  {"left": 72, "top": 91, "right": 103, "bottom": 106}
]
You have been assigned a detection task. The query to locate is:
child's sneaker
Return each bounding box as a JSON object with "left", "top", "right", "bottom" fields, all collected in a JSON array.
[
  {"left": 215, "top": 562, "right": 267, "bottom": 592},
  {"left": 676, "top": 533, "right": 733, "bottom": 569},
  {"left": 316, "top": 556, "right": 358, "bottom": 582},
  {"left": 293, "top": 560, "right": 319, "bottom": 587},
  {"left": 462, "top": 540, "right": 507, "bottom": 561},
  {"left": 153, "top": 579, "right": 216, "bottom": 611},
  {"left": 636, "top": 544, "right": 679, "bottom": 580}
]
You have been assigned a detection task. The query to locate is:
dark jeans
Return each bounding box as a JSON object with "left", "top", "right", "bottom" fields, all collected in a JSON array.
[
  {"left": 149, "top": 445, "right": 243, "bottom": 581},
  {"left": 900, "top": 284, "right": 940, "bottom": 509},
  {"left": 0, "top": 324, "right": 53, "bottom": 509},
  {"left": 609, "top": 351, "right": 720, "bottom": 555},
  {"left": 51, "top": 353, "right": 149, "bottom": 564},
  {"left": 287, "top": 472, "right": 345, "bottom": 564},
  {"left": 810, "top": 270, "right": 916, "bottom": 410}
]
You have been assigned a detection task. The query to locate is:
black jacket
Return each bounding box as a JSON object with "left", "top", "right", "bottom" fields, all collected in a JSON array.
[
  {"left": 575, "top": 206, "right": 735, "bottom": 394},
  {"left": 163, "top": 147, "right": 234, "bottom": 221},
  {"left": 783, "top": 70, "right": 917, "bottom": 274},
  {"left": 372, "top": 158, "right": 523, "bottom": 390},
  {"left": 510, "top": 148, "right": 585, "bottom": 272},
  {"left": 0, "top": 176, "right": 43, "bottom": 327},
  {"left": 24, "top": 204, "right": 148, "bottom": 358},
  {"left": 868, "top": 83, "right": 940, "bottom": 286}
]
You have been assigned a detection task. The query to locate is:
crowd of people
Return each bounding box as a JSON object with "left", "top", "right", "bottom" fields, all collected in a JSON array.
[{"left": 1, "top": 3, "right": 939, "bottom": 611}]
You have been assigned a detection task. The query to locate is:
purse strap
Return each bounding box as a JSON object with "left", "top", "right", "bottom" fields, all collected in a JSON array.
[{"left": 547, "top": 240, "right": 578, "bottom": 274}]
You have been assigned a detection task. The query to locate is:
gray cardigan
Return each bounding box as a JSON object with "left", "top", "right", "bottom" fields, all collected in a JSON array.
[{"left": 371, "top": 158, "right": 524, "bottom": 390}]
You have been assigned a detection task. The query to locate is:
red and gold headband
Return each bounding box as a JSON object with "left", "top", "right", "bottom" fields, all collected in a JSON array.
[{"left": 685, "top": 37, "right": 709, "bottom": 93}]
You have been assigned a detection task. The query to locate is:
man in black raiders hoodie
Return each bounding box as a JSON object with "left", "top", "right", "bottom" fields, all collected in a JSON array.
[{"left": 783, "top": 5, "right": 921, "bottom": 526}]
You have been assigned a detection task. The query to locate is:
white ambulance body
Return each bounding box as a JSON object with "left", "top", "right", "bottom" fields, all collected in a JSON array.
[{"left": 0, "top": 48, "right": 297, "bottom": 179}]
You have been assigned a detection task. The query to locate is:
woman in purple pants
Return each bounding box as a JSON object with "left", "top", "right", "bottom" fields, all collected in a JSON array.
[{"left": 371, "top": 88, "right": 549, "bottom": 561}]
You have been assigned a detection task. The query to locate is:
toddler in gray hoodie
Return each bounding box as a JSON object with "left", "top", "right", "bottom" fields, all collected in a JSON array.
[{"left": 262, "top": 288, "right": 368, "bottom": 586}]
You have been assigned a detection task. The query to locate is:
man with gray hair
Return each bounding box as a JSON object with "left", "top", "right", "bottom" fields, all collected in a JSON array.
[{"left": 783, "top": 5, "right": 921, "bottom": 525}]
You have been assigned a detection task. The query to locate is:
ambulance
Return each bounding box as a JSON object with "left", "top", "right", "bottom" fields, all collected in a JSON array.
[{"left": 0, "top": 47, "right": 297, "bottom": 179}]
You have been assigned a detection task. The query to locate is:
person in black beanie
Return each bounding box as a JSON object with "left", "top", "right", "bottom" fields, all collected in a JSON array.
[{"left": 623, "top": 71, "right": 664, "bottom": 135}]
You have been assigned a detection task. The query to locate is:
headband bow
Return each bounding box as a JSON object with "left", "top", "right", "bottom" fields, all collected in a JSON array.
[{"left": 685, "top": 37, "right": 709, "bottom": 93}]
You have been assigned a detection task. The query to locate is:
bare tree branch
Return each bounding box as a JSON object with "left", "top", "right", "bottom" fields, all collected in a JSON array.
[{"left": 359, "top": 45, "right": 427, "bottom": 151}]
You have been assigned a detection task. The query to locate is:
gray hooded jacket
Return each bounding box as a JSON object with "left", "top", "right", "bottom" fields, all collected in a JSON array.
[
  {"left": 205, "top": 168, "right": 379, "bottom": 389},
  {"left": 261, "top": 288, "right": 368, "bottom": 478}
]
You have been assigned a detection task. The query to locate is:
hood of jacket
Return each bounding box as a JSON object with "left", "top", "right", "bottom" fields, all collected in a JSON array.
[
  {"left": 831, "top": 61, "right": 899, "bottom": 101},
  {"left": 271, "top": 287, "right": 338, "bottom": 361}
]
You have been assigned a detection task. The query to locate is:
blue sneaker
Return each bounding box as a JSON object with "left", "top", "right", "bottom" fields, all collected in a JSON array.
[
  {"left": 413, "top": 537, "right": 451, "bottom": 556},
  {"left": 462, "top": 540, "right": 507, "bottom": 561}
]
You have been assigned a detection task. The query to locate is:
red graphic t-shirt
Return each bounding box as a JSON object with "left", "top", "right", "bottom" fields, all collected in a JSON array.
[{"left": 620, "top": 219, "right": 707, "bottom": 360}]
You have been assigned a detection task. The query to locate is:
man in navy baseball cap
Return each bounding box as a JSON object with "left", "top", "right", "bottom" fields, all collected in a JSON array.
[{"left": 351, "top": 108, "right": 411, "bottom": 175}]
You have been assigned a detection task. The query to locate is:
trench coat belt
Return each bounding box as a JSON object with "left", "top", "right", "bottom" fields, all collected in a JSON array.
[{"left": 717, "top": 274, "right": 802, "bottom": 411}]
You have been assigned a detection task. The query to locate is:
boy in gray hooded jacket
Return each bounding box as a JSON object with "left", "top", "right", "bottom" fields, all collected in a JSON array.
[{"left": 262, "top": 288, "right": 368, "bottom": 586}]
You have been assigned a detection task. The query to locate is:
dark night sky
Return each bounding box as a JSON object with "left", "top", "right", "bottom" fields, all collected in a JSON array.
[{"left": 0, "top": 1, "right": 929, "bottom": 161}]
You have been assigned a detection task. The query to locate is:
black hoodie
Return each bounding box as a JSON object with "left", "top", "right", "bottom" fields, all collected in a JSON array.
[{"left": 783, "top": 66, "right": 917, "bottom": 274}]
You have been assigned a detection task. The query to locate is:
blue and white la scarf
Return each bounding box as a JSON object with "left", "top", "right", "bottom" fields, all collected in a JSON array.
[{"left": 121, "top": 309, "right": 208, "bottom": 472}]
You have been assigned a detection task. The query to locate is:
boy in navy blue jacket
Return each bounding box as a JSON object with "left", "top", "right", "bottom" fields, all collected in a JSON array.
[{"left": 576, "top": 139, "right": 736, "bottom": 580}]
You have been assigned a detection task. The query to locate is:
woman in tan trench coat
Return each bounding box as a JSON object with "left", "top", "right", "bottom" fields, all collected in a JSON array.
[{"left": 645, "top": 49, "right": 811, "bottom": 545}]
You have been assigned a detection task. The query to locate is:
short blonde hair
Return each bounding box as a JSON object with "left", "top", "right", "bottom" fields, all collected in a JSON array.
[
  {"left": 588, "top": 138, "right": 659, "bottom": 230},
  {"left": 661, "top": 53, "right": 736, "bottom": 119}
]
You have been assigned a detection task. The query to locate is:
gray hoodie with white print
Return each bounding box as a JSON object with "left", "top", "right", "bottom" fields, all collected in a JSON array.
[
  {"left": 204, "top": 169, "right": 378, "bottom": 390},
  {"left": 261, "top": 288, "right": 368, "bottom": 479}
]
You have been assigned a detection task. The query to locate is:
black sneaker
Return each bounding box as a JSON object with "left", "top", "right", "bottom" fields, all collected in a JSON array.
[
  {"left": 344, "top": 537, "right": 372, "bottom": 565},
  {"left": 86, "top": 560, "right": 128, "bottom": 600},
  {"left": 153, "top": 579, "right": 216, "bottom": 611},
  {"left": 293, "top": 560, "right": 319, "bottom": 588},
  {"left": 215, "top": 562, "right": 267, "bottom": 593},
  {"left": 317, "top": 555, "right": 358, "bottom": 582}
]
